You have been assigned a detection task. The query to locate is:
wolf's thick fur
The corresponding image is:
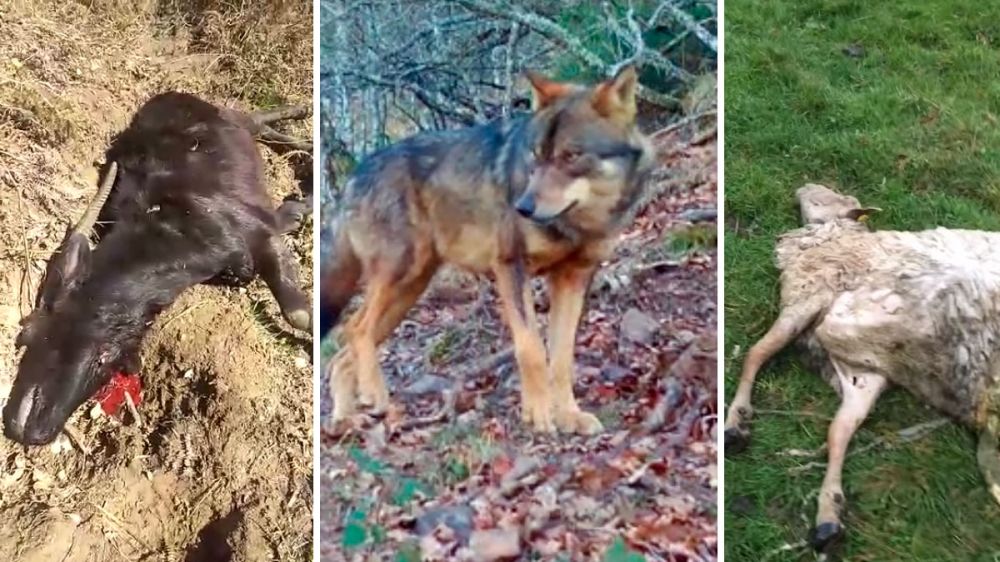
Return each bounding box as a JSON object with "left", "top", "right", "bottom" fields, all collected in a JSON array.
[{"left": 321, "top": 67, "right": 655, "bottom": 433}]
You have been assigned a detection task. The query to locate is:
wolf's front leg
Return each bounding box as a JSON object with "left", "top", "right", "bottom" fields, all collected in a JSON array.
[
  {"left": 494, "top": 260, "right": 555, "bottom": 433},
  {"left": 329, "top": 347, "right": 358, "bottom": 422},
  {"left": 547, "top": 263, "right": 603, "bottom": 435}
]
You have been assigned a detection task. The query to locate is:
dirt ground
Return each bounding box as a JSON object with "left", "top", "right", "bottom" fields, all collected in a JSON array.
[
  {"left": 318, "top": 109, "right": 718, "bottom": 561},
  {"left": 0, "top": 2, "right": 313, "bottom": 560}
]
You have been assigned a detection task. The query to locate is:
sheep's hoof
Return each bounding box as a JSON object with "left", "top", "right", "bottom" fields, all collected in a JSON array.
[
  {"left": 809, "top": 522, "right": 844, "bottom": 553},
  {"left": 724, "top": 427, "right": 750, "bottom": 455}
]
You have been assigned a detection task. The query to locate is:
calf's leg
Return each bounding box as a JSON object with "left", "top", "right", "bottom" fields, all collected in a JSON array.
[
  {"left": 810, "top": 361, "right": 887, "bottom": 552},
  {"left": 725, "top": 300, "right": 822, "bottom": 453},
  {"left": 256, "top": 237, "right": 311, "bottom": 331}
]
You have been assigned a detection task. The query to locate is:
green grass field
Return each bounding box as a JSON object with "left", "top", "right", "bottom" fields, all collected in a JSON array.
[{"left": 724, "top": 1, "right": 1000, "bottom": 560}]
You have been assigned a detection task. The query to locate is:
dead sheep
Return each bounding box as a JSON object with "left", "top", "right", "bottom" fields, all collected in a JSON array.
[{"left": 725, "top": 183, "right": 1000, "bottom": 551}]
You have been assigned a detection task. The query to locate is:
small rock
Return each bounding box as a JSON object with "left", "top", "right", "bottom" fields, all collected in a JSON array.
[
  {"left": 661, "top": 377, "right": 685, "bottom": 410},
  {"left": 402, "top": 374, "right": 452, "bottom": 395},
  {"left": 456, "top": 410, "right": 480, "bottom": 426},
  {"left": 679, "top": 208, "right": 717, "bottom": 223},
  {"left": 621, "top": 308, "right": 659, "bottom": 344},
  {"left": 47, "top": 434, "right": 72, "bottom": 455},
  {"left": 416, "top": 505, "right": 475, "bottom": 543},
  {"left": 578, "top": 365, "right": 601, "bottom": 380},
  {"left": 674, "top": 329, "right": 697, "bottom": 346},
  {"left": 600, "top": 363, "right": 630, "bottom": 382},
  {"left": 32, "top": 469, "right": 54, "bottom": 490},
  {"left": 470, "top": 528, "right": 521, "bottom": 561},
  {"left": 293, "top": 356, "right": 309, "bottom": 370},
  {"left": 842, "top": 42, "right": 866, "bottom": 58}
]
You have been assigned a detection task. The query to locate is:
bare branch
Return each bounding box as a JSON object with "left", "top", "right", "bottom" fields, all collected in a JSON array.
[{"left": 653, "top": 1, "right": 717, "bottom": 53}]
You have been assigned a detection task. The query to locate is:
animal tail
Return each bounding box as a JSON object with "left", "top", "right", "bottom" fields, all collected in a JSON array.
[{"left": 319, "top": 223, "right": 361, "bottom": 338}]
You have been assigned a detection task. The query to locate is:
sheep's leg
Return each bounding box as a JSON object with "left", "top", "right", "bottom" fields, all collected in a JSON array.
[
  {"left": 725, "top": 300, "right": 821, "bottom": 454},
  {"left": 810, "top": 362, "right": 887, "bottom": 552},
  {"left": 978, "top": 430, "right": 1000, "bottom": 506}
]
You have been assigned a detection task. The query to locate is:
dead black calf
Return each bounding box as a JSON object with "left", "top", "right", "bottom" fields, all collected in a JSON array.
[{"left": 3, "top": 92, "right": 311, "bottom": 445}]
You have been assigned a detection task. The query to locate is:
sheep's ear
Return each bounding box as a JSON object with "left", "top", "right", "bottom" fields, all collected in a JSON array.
[
  {"left": 35, "top": 232, "right": 91, "bottom": 312},
  {"left": 845, "top": 207, "right": 882, "bottom": 222}
]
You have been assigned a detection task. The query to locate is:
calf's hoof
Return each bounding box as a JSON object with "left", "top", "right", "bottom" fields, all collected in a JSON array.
[
  {"left": 809, "top": 521, "right": 844, "bottom": 553},
  {"left": 285, "top": 309, "right": 311, "bottom": 331},
  {"left": 724, "top": 427, "right": 750, "bottom": 455}
]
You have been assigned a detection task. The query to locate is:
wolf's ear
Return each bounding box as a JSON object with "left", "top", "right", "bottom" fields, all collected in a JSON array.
[
  {"left": 525, "top": 71, "right": 575, "bottom": 110},
  {"left": 592, "top": 65, "right": 638, "bottom": 124}
]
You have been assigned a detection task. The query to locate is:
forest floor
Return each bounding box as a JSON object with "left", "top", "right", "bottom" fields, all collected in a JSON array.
[
  {"left": 725, "top": 1, "right": 1000, "bottom": 560},
  {"left": 318, "top": 112, "right": 719, "bottom": 561},
  {"left": 0, "top": 2, "right": 313, "bottom": 560}
]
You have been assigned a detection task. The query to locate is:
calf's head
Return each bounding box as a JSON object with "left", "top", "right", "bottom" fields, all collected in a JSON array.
[
  {"left": 796, "top": 183, "right": 881, "bottom": 225},
  {"left": 514, "top": 66, "right": 653, "bottom": 233},
  {"left": 3, "top": 163, "right": 123, "bottom": 445}
]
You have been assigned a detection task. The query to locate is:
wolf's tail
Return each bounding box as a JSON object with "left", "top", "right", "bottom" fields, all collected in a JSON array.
[{"left": 319, "top": 223, "right": 361, "bottom": 338}]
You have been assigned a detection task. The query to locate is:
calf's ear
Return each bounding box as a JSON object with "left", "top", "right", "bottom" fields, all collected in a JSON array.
[
  {"left": 15, "top": 232, "right": 91, "bottom": 349},
  {"left": 35, "top": 232, "right": 92, "bottom": 312}
]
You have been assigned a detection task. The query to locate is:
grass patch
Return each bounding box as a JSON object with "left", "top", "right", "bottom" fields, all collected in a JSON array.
[
  {"left": 725, "top": 1, "right": 1000, "bottom": 559},
  {"left": 664, "top": 223, "right": 718, "bottom": 258}
]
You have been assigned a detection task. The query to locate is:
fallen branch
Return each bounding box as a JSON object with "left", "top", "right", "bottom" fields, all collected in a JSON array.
[
  {"left": 257, "top": 125, "right": 313, "bottom": 153},
  {"left": 761, "top": 540, "right": 809, "bottom": 561},
  {"left": 396, "top": 389, "right": 457, "bottom": 431},
  {"left": 63, "top": 424, "right": 91, "bottom": 456},
  {"left": 652, "top": 110, "right": 718, "bottom": 141},
  {"left": 396, "top": 347, "right": 514, "bottom": 431},
  {"left": 250, "top": 105, "right": 310, "bottom": 125},
  {"left": 788, "top": 418, "right": 950, "bottom": 473}
]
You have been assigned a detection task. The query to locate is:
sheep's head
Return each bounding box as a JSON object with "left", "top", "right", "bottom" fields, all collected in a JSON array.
[{"left": 796, "top": 184, "right": 881, "bottom": 225}]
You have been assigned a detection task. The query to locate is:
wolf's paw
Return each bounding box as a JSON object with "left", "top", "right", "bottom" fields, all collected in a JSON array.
[
  {"left": 331, "top": 391, "right": 356, "bottom": 422},
  {"left": 554, "top": 408, "right": 604, "bottom": 435},
  {"left": 357, "top": 377, "right": 390, "bottom": 412},
  {"left": 522, "top": 398, "right": 556, "bottom": 433}
]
